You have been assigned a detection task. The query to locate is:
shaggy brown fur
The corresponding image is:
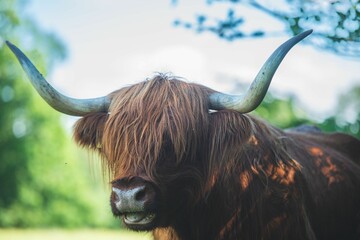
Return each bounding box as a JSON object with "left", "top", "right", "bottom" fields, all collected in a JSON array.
[{"left": 74, "top": 74, "right": 360, "bottom": 240}]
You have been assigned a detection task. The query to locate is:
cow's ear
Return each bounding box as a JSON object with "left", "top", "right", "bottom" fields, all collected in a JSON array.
[{"left": 73, "top": 112, "right": 108, "bottom": 150}]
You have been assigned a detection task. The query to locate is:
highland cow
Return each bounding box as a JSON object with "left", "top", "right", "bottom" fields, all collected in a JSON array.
[{"left": 7, "top": 30, "right": 360, "bottom": 239}]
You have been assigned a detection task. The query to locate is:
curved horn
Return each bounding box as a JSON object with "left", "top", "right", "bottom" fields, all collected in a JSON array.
[
  {"left": 6, "top": 41, "right": 110, "bottom": 116},
  {"left": 209, "top": 30, "right": 313, "bottom": 113}
]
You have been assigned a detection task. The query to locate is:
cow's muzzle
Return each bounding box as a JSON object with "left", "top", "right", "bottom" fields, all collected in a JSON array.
[{"left": 111, "top": 178, "right": 158, "bottom": 230}]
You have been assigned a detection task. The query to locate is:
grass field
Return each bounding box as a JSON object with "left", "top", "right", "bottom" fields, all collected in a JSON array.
[{"left": 0, "top": 229, "right": 152, "bottom": 240}]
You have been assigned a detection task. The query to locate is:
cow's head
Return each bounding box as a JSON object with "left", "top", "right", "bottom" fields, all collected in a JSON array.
[{"left": 6, "top": 30, "right": 311, "bottom": 231}]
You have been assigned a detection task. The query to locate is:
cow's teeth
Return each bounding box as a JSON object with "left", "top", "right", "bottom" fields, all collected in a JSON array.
[{"left": 124, "top": 213, "right": 156, "bottom": 225}]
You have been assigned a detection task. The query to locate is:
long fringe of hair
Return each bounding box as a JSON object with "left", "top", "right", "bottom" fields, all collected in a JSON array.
[{"left": 74, "top": 73, "right": 300, "bottom": 188}]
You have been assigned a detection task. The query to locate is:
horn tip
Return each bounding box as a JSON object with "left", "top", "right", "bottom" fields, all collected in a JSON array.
[
  {"left": 5, "top": 40, "right": 23, "bottom": 58},
  {"left": 303, "top": 29, "right": 313, "bottom": 35},
  {"left": 5, "top": 40, "right": 15, "bottom": 49},
  {"left": 299, "top": 29, "right": 313, "bottom": 39}
]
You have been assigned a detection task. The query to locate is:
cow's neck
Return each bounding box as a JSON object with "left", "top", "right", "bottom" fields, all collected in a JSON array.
[{"left": 155, "top": 172, "right": 245, "bottom": 239}]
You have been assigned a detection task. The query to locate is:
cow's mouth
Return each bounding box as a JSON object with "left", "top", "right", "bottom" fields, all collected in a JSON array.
[
  {"left": 124, "top": 212, "right": 156, "bottom": 224},
  {"left": 122, "top": 212, "right": 157, "bottom": 230}
]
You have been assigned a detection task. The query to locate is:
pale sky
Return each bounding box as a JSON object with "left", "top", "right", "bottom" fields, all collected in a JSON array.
[{"left": 26, "top": 0, "right": 359, "bottom": 121}]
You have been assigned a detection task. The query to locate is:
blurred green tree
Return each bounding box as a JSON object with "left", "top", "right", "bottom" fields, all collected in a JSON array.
[
  {"left": 255, "top": 88, "right": 359, "bottom": 138},
  {"left": 319, "top": 85, "right": 360, "bottom": 138},
  {"left": 173, "top": 0, "right": 360, "bottom": 58},
  {"left": 254, "top": 93, "right": 310, "bottom": 129},
  {"left": 0, "top": 0, "right": 114, "bottom": 228}
]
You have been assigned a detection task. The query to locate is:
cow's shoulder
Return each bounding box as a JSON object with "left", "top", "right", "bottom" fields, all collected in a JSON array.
[{"left": 287, "top": 126, "right": 360, "bottom": 165}]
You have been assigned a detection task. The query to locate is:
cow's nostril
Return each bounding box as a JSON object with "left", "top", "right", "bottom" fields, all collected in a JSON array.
[{"left": 135, "top": 187, "right": 147, "bottom": 201}]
